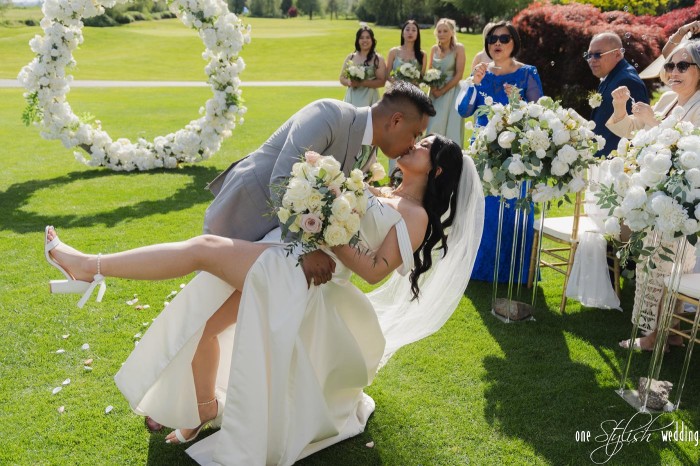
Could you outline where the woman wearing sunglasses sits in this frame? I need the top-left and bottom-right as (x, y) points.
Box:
(456, 21), (543, 285)
(607, 41), (700, 353)
(607, 41), (700, 137)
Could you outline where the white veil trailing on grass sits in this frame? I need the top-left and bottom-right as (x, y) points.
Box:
(368, 154), (485, 366)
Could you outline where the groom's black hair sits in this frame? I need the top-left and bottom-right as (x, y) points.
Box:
(381, 81), (436, 118)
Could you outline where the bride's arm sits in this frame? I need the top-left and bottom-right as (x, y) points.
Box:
(331, 207), (427, 284)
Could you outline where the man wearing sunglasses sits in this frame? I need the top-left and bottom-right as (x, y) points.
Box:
(586, 32), (648, 157)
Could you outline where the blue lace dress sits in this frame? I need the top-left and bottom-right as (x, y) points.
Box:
(457, 65), (543, 283)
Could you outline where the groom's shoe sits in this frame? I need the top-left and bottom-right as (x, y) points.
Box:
(44, 225), (107, 308)
(165, 397), (224, 445)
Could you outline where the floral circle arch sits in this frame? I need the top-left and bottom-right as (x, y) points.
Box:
(18, 0), (249, 171)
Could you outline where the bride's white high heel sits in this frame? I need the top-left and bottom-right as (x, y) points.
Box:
(44, 225), (107, 308)
(165, 397), (224, 445)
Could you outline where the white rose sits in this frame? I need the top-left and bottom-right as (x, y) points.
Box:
(650, 193), (673, 215)
(485, 96), (494, 105)
(640, 168), (665, 187)
(368, 162), (386, 182)
(677, 135), (700, 153)
(532, 184), (554, 203)
(536, 149), (547, 159)
(526, 103), (543, 118)
(508, 155), (526, 175)
(331, 196), (352, 221)
(501, 184), (521, 199)
(695, 203), (700, 221)
(680, 151), (700, 169)
(550, 158), (569, 177)
(621, 185), (647, 211)
(498, 130), (517, 149)
(306, 190), (324, 211)
(507, 110), (524, 124)
(609, 157), (625, 176)
(484, 123), (498, 142)
(686, 168), (700, 188)
(482, 166), (494, 182)
(604, 217), (621, 237)
(682, 218), (699, 236)
(552, 129), (570, 146)
(324, 223), (350, 246)
(344, 213), (361, 235)
(277, 208), (292, 225)
(657, 128), (681, 146)
(557, 144), (578, 164)
(645, 150), (672, 174)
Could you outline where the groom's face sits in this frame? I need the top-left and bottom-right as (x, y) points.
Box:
(380, 110), (429, 159)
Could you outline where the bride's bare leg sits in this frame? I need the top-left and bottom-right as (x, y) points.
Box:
(165, 291), (241, 444)
(46, 227), (270, 291)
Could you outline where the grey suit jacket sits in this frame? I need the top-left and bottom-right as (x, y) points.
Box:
(203, 99), (370, 240)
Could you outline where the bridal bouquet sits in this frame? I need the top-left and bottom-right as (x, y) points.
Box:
(422, 68), (446, 88)
(391, 62), (421, 85)
(344, 61), (366, 82)
(467, 92), (605, 209)
(276, 151), (368, 260)
(595, 108), (700, 265)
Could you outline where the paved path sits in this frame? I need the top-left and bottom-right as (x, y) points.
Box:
(0, 79), (341, 88)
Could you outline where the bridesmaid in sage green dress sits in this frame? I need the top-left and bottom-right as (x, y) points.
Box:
(340, 26), (387, 108)
(426, 18), (466, 148)
(386, 19), (427, 173)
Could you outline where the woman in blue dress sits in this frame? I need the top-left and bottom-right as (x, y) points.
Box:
(457, 21), (543, 284)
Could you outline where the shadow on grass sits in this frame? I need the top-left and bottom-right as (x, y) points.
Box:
(140, 423), (382, 465)
(469, 280), (699, 465)
(0, 166), (220, 233)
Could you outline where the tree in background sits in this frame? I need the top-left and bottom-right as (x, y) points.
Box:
(297, 0), (319, 19)
(280, 0), (293, 16)
(0, 0), (9, 20)
(449, 0), (531, 24)
(327, 0), (339, 19)
(229, 0), (247, 14)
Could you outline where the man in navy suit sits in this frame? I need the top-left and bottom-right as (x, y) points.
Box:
(587, 32), (648, 157)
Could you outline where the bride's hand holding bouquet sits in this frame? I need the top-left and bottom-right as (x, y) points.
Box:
(275, 151), (368, 261)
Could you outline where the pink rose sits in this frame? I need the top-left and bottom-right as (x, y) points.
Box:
(300, 213), (323, 233)
(329, 185), (342, 197)
(305, 151), (321, 165)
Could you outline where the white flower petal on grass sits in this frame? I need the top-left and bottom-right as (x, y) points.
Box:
(126, 298), (138, 306)
(143, 305), (150, 309)
(57, 406), (65, 414)
(84, 358), (93, 365)
(62, 334), (70, 339)
(164, 301), (170, 306)
(167, 291), (177, 299)
(52, 386), (62, 395)
(62, 378), (71, 386)
(134, 333), (142, 339)
(366, 441), (375, 448)
(56, 349), (66, 354)
(81, 343), (90, 350)
(105, 405), (113, 414)
(180, 284), (186, 289)
(84, 366), (93, 372)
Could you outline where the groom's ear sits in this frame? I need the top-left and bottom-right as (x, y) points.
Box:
(388, 111), (403, 128)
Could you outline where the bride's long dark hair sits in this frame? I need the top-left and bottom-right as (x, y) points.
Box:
(410, 135), (462, 300)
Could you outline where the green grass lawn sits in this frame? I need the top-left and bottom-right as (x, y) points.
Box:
(1, 16), (699, 466)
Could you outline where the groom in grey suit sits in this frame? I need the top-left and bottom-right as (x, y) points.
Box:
(203, 82), (435, 283)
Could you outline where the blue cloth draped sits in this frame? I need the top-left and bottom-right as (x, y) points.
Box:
(458, 65), (543, 283)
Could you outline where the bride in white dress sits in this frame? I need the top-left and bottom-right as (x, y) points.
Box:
(43, 135), (484, 466)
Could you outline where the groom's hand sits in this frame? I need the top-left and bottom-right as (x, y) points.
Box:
(300, 250), (336, 287)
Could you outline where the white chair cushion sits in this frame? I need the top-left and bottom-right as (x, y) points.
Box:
(664, 273), (700, 299)
(534, 216), (600, 242)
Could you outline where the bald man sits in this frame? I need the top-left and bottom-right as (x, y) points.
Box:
(586, 32), (648, 156)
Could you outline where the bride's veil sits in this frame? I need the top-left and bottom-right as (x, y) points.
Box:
(368, 153), (485, 367)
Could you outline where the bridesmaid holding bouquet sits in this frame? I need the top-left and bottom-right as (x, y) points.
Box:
(425, 18), (465, 147)
(340, 26), (387, 108)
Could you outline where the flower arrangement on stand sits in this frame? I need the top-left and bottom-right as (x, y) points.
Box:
(276, 151), (368, 261)
(595, 108), (700, 412)
(467, 91), (604, 319)
(18, 0), (250, 171)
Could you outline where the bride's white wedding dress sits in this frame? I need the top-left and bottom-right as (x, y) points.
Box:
(114, 157), (484, 466)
